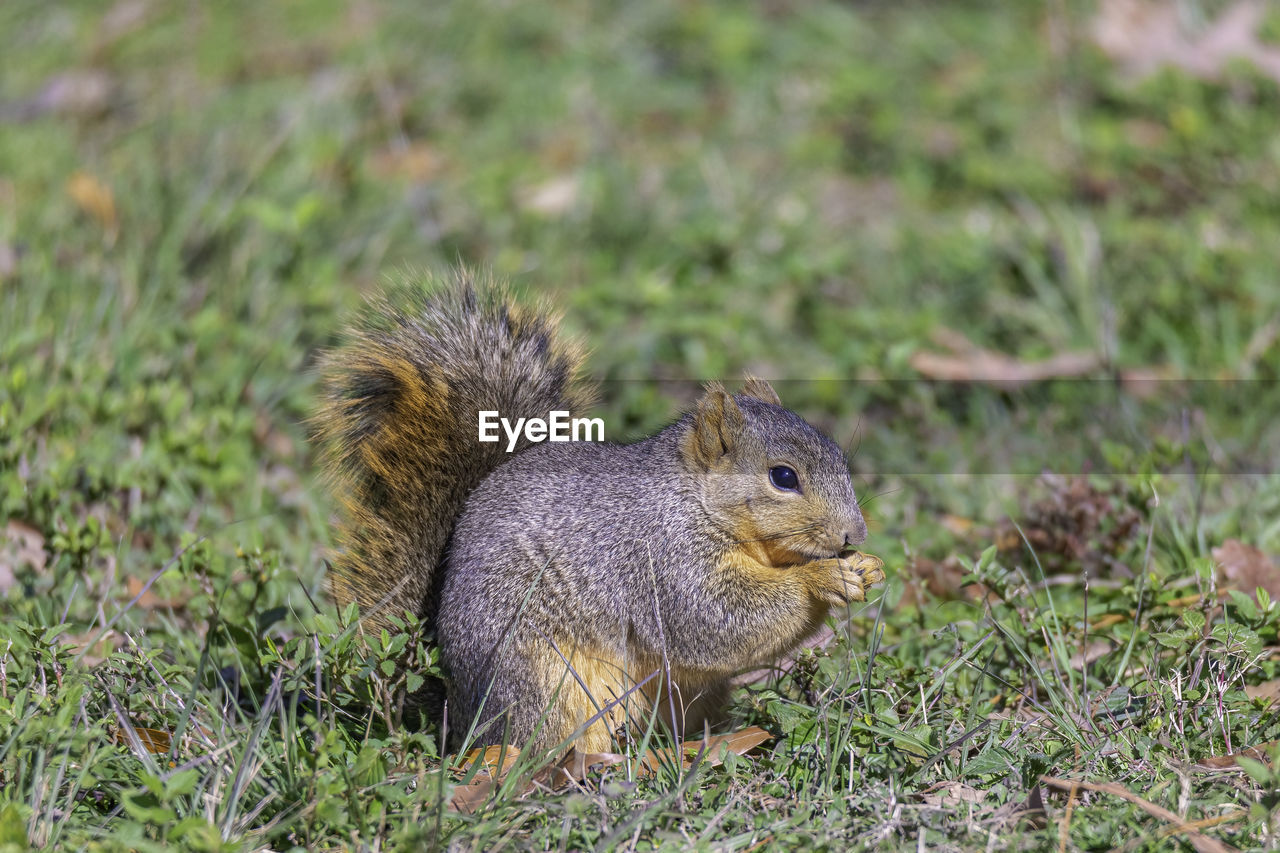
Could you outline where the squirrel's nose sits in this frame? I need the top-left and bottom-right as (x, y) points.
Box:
(842, 516), (868, 548)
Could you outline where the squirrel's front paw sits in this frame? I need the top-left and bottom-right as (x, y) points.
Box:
(811, 551), (886, 606)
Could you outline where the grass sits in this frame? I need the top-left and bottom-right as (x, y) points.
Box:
(2, 0), (1280, 849)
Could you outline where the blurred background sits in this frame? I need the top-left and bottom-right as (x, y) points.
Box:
(3, 0), (1280, 616)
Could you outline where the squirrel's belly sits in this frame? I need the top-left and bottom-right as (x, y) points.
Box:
(557, 642), (657, 752)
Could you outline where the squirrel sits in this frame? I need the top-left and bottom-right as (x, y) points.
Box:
(315, 269), (885, 756)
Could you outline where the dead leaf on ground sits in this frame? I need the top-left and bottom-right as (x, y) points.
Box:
(0, 520), (46, 596)
(109, 718), (216, 757)
(67, 172), (118, 234)
(1213, 539), (1280, 601)
(1093, 0), (1280, 85)
(450, 726), (773, 813)
(918, 780), (988, 807)
(1243, 679), (1280, 705)
(111, 723), (172, 754)
(1068, 640), (1115, 670)
(1195, 741), (1278, 771)
(125, 575), (191, 611)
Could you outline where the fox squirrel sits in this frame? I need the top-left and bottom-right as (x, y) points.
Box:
(315, 270), (885, 755)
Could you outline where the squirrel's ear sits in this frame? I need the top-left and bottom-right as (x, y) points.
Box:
(682, 382), (746, 470)
(740, 375), (781, 406)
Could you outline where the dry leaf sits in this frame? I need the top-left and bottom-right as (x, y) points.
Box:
(918, 780), (987, 807)
(1213, 539), (1280, 601)
(1, 520), (46, 596)
(1195, 741), (1278, 770)
(448, 779), (499, 814)
(457, 743), (524, 779)
(111, 724), (172, 754)
(1093, 0), (1280, 85)
(1243, 679), (1280, 704)
(1068, 640), (1115, 670)
(67, 172), (118, 233)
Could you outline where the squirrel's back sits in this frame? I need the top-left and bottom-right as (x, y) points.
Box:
(314, 271), (594, 638)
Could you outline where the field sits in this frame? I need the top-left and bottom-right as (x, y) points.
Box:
(3, 0), (1280, 849)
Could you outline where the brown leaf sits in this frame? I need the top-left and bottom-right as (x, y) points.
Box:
(1195, 741), (1278, 770)
(1093, 0), (1280, 85)
(1068, 640), (1115, 670)
(918, 780), (987, 807)
(1213, 539), (1280, 601)
(457, 743), (523, 779)
(67, 172), (118, 233)
(448, 776), (501, 814)
(1243, 679), (1280, 704)
(0, 520), (46, 596)
(111, 724), (172, 754)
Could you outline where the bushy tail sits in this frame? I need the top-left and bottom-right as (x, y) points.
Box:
(315, 270), (594, 638)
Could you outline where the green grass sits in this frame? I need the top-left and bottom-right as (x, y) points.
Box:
(3, 0), (1280, 849)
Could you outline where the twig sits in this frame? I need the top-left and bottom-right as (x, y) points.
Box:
(1041, 776), (1238, 853)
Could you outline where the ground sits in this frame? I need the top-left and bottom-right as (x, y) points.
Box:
(1, 0), (1279, 850)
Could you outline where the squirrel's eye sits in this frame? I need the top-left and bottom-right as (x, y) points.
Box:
(769, 465), (800, 492)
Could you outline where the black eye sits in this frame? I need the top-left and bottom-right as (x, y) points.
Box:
(769, 465), (800, 492)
